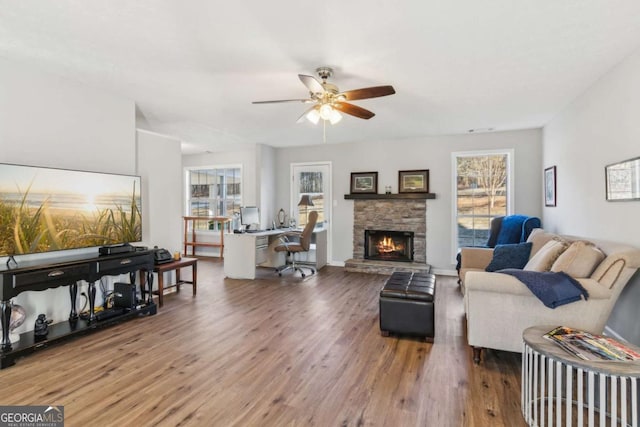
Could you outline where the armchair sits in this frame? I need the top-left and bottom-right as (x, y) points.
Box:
(274, 211), (318, 278)
(457, 214), (541, 283)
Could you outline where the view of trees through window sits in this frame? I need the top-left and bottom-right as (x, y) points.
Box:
(187, 167), (241, 230)
(456, 152), (509, 249)
(297, 171), (324, 226)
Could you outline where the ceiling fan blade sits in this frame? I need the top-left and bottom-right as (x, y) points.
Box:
(339, 85), (396, 101)
(299, 74), (325, 94)
(252, 99), (313, 104)
(296, 105), (319, 123)
(333, 102), (375, 120)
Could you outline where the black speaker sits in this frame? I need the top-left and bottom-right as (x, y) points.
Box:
(113, 282), (136, 309)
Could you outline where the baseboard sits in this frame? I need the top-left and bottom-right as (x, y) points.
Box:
(328, 261), (345, 267)
(432, 269), (457, 277)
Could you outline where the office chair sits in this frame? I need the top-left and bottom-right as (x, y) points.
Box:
(274, 211), (318, 278)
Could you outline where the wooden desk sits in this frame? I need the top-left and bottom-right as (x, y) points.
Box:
(143, 258), (198, 308)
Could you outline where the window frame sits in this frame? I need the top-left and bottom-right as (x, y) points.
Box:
(184, 164), (242, 231)
(451, 149), (514, 261)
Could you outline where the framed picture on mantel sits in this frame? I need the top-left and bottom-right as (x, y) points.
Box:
(399, 169), (429, 193)
(350, 172), (378, 194)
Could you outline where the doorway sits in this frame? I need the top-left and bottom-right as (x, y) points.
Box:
(291, 162), (332, 263)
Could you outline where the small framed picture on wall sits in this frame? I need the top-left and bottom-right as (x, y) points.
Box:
(544, 166), (556, 207)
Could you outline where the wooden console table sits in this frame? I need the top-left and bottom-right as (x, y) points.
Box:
(0, 250), (156, 369)
(140, 257), (197, 308)
(183, 216), (231, 257)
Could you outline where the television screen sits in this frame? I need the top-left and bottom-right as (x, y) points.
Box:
(0, 163), (142, 257)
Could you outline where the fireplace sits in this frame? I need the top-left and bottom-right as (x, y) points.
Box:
(364, 230), (414, 262)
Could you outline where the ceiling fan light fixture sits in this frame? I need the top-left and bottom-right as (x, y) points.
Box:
(329, 109), (342, 125)
(319, 103), (334, 120)
(306, 108), (320, 124)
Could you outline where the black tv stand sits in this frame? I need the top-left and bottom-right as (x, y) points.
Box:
(0, 250), (156, 369)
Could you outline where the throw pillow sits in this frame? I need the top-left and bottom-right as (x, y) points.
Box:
(527, 229), (557, 258)
(551, 241), (605, 278)
(524, 239), (569, 272)
(485, 242), (533, 272)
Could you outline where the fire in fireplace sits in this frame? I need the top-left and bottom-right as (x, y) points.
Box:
(364, 230), (414, 262)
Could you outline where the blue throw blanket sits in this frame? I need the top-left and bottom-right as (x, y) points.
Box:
(499, 269), (589, 309)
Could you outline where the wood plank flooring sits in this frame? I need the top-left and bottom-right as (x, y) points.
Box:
(0, 259), (525, 426)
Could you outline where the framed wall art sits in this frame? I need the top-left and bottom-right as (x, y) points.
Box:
(544, 166), (556, 207)
(398, 169), (429, 193)
(350, 172), (378, 194)
(605, 156), (640, 201)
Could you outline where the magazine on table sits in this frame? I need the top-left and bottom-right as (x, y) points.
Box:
(543, 326), (640, 362)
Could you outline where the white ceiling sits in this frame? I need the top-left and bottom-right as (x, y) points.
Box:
(2, 1), (640, 154)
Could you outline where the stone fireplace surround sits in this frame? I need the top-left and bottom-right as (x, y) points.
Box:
(345, 197), (430, 274)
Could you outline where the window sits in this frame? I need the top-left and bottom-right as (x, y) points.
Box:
(185, 166), (241, 230)
(291, 163), (331, 227)
(453, 150), (513, 252)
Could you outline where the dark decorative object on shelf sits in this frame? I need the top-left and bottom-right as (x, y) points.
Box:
(34, 314), (52, 337)
(399, 169), (429, 193)
(350, 172), (378, 194)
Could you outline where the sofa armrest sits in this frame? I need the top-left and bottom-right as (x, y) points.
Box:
(460, 247), (494, 270)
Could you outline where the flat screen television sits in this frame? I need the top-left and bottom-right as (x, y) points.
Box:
(0, 163), (142, 257)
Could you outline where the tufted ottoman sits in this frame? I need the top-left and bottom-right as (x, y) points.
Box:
(379, 271), (436, 342)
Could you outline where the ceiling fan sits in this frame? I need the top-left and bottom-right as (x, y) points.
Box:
(252, 67), (395, 125)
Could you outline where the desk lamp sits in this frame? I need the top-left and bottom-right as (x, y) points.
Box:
(297, 195), (314, 226)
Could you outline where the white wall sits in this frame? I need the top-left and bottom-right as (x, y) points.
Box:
(0, 58), (137, 333)
(0, 58), (135, 174)
(543, 46), (640, 343)
(182, 146), (258, 208)
(182, 143), (279, 227)
(0, 59), (180, 336)
(136, 130), (183, 252)
(274, 129), (542, 272)
(257, 144), (277, 228)
(543, 49), (640, 243)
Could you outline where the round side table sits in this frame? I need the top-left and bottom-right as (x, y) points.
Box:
(522, 326), (640, 426)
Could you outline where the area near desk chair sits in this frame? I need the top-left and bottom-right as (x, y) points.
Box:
(274, 211), (318, 277)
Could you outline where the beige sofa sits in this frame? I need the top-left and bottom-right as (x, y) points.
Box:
(460, 229), (640, 362)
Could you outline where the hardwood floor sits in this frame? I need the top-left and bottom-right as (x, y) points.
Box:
(0, 259), (525, 426)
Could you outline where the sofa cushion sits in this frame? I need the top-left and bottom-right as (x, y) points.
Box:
(524, 239), (569, 272)
(591, 257), (626, 289)
(527, 229), (558, 258)
(551, 241), (605, 278)
(485, 242), (532, 272)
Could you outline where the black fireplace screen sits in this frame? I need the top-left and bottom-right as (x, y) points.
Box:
(364, 230), (414, 262)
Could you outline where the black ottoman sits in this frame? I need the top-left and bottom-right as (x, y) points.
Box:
(379, 272), (436, 342)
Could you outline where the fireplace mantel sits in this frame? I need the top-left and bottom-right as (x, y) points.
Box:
(344, 193), (435, 200)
